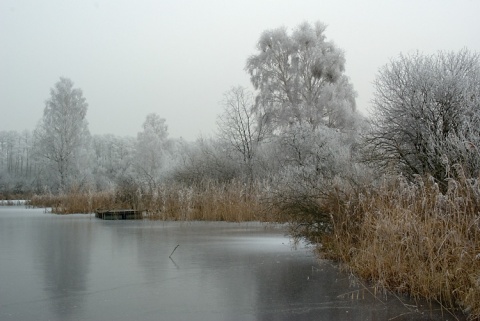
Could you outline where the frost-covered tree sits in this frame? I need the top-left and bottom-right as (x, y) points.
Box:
(0, 130), (42, 195)
(34, 77), (90, 191)
(246, 21), (358, 132)
(135, 113), (169, 191)
(217, 86), (268, 184)
(245, 21), (367, 239)
(366, 49), (480, 183)
(264, 124), (368, 242)
(170, 137), (240, 185)
(91, 134), (135, 190)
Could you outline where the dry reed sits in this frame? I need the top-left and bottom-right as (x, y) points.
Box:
(29, 179), (270, 222)
(29, 190), (116, 214)
(143, 180), (267, 222)
(323, 169), (480, 319)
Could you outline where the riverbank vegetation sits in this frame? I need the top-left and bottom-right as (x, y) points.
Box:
(29, 179), (267, 222)
(2, 21), (480, 319)
(322, 172), (480, 318)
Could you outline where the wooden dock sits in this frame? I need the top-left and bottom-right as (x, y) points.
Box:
(95, 209), (143, 220)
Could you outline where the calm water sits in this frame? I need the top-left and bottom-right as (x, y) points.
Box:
(0, 206), (466, 321)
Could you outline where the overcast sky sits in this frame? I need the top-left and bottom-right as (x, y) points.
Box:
(1, 0), (480, 140)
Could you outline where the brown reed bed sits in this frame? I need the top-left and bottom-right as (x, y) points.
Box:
(143, 180), (270, 222)
(322, 169), (480, 319)
(29, 190), (116, 214)
(28, 179), (271, 222)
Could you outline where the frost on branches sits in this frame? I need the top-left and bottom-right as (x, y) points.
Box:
(367, 49), (480, 187)
(246, 21), (359, 133)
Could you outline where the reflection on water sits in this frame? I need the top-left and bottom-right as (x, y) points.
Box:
(0, 207), (467, 321)
(33, 216), (94, 320)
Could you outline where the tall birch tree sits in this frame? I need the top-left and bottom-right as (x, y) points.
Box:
(34, 77), (90, 191)
(246, 21), (358, 132)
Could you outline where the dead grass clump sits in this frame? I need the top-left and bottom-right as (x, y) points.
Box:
(324, 169), (480, 318)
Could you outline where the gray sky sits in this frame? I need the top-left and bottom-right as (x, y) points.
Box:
(1, 0), (480, 141)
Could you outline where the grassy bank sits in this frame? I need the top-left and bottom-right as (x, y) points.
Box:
(322, 173), (480, 319)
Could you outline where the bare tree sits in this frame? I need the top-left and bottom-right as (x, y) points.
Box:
(217, 86), (268, 184)
(366, 49), (480, 184)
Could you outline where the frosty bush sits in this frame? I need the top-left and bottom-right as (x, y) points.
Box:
(366, 49), (480, 186)
(169, 137), (241, 185)
(264, 125), (367, 243)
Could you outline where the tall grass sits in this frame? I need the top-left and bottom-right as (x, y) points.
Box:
(322, 168), (480, 319)
(29, 179), (270, 222)
(29, 190), (116, 214)
(142, 180), (267, 222)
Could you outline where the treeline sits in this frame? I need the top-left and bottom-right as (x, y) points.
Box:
(0, 130), (38, 196)
(3, 21), (480, 317)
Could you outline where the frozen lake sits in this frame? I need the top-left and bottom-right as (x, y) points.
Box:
(0, 206), (465, 320)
